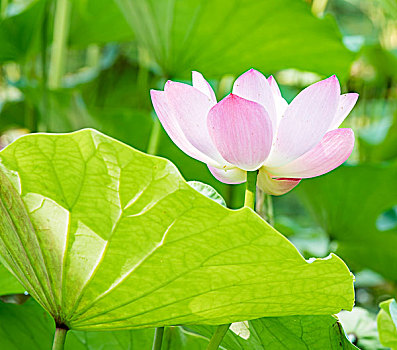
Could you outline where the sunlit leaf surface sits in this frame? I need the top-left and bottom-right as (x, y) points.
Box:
(0, 129), (353, 330)
(377, 299), (397, 349)
(0, 298), (357, 350)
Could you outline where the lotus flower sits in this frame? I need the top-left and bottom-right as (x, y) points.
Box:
(150, 69), (357, 195)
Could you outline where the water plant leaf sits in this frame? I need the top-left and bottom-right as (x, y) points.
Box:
(116, 0), (354, 78)
(0, 298), (358, 349)
(188, 314), (358, 350)
(69, 0), (134, 47)
(0, 129), (354, 330)
(377, 299), (397, 349)
(0, 298), (208, 349)
(0, 299), (54, 349)
(0, 263), (25, 296)
(0, 298), (154, 349)
(297, 164), (397, 281)
(0, 0), (46, 63)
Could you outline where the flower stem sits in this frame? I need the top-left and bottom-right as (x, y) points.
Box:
(255, 188), (274, 226)
(152, 326), (165, 350)
(147, 115), (164, 350)
(38, 0), (51, 132)
(264, 193), (274, 226)
(244, 171), (258, 209)
(148, 118), (163, 349)
(52, 327), (68, 350)
(147, 117), (161, 155)
(146, 117), (164, 350)
(206, 171), (258, 350)
(206, 323), (231, 350)
(48, 0), (71, 90)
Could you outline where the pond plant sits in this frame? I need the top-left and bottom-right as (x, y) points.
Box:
(0, 68), (357, 350)
(0, 0), (396, 349)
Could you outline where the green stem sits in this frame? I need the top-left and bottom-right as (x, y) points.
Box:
(48, 0), (71, 89)
(147, 117), (161, 155)
(206, 171), (258, 350)
(206, 323), (230, 350)
(244, 171), (258, 209)
(52, 327), (68, 350)
(264, 193), (274, 226)
(38, 0), (51, 132)
(152, 326), (165, 350)
(225, 184), (234, 208)
(148, 73), (165, 350)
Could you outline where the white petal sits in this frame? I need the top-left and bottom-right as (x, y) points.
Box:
(232, 69), (278, 132)
(151, 90), (218, 166)
(165, 81), (227, 166)
(328, 93), (359, 131)
(267, 75), (288, 130)
(192, 71), (217, 103)
(267, 128), (355, 178)
(208, 166), (247, 184)
(267, 75), (281, 97)
(208, 94), (273, 171)
(266, 75), (341, 167)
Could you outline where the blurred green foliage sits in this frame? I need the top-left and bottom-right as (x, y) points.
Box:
(0, 0), (396, 348)
(297, 163), (397, 281)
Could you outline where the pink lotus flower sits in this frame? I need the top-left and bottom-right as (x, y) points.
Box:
(151, 69), (357, 195)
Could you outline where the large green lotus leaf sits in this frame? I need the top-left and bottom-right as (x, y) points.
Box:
(0, 299), (54, 349)
(377, 299), (397, 349)
(297, 164), (397, 281)
(157, 129), (245, 209)
(115, 0), (354, 78)
(187, 314), (357, 350)
(0, 298), (132, 349)
(0, 129), (353, 330)
(0, 298), (191, 350)
(0, 297), (357, 350)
